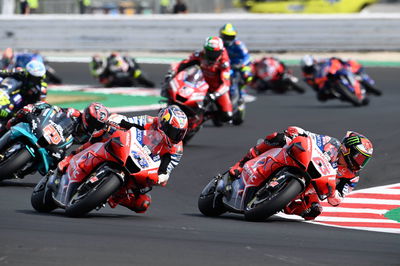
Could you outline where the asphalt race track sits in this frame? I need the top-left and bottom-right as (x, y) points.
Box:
(0, 62), (399, 265)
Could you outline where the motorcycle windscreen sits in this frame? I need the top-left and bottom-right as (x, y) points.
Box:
(129, 128), (163, 171)
(183, 66), (207, 88)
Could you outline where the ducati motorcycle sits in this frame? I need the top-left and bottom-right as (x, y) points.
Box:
(162, 65), (245, 144)
(0, 106), (75, 181)
(31, 126), (163, 217)
(251, 57), (306, 94)
(198, 135), (337, 221)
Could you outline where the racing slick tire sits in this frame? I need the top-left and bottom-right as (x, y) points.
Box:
(65, 173), (122, 217)
(361, 81), (382, 96)
(0, 143), (33, 181)
(335, 83), (363, 107)
(31, 175), (57, 213)
(244, 178), (303, 222)
(198, 179), (227, 217)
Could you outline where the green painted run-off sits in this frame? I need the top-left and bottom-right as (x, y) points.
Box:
(385, 208), (400, 223)
(48, 90), (161, 110)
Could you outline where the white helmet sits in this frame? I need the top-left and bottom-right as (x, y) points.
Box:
(300, 55), (315, 74)
(26, 60), (46, 77)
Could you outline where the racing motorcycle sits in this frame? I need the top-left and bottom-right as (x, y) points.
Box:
(12, 53), (62, 84)
(322, 68), (369, 106)
(161, 65), (245, 144)
(251, 57), (306, 94)
(198, 134), (337, 221)
(0, 78), (25, 135)
(344, 59), (382, 96)
(31, 125), (162, 217)
(0, 105), (75, 181)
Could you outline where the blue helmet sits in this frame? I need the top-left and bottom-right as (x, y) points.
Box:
(26, 60), (46, 78)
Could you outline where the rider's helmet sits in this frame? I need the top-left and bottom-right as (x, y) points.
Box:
(1, 48), (14, 68)
(340, 131), (373, 171)
(91, 54), (103, 70)
(203, 36), (224, 63)
(107, 52), (126, 72)
(300, 55), (316, 75)
(219, 23), (237, 47)
(26, 60), (46, 83)
(157, 105), (188, 146)
(81, 102), (110, 134)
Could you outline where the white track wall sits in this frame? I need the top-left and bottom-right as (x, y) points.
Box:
(1, 14), (400, 52)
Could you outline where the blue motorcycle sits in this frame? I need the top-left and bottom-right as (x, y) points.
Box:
(0, 106), (75, 181)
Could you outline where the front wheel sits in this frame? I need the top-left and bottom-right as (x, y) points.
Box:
(198, 179), (227, 217)
(65, 173), (122, 217)
(286, 78), (306, 94)
(361, 81), (382, 96)
(334, 83), (363, 107)
(244, 178), (303, 222)
(0, 143), (34, 181)
(31, 174), (57, 213)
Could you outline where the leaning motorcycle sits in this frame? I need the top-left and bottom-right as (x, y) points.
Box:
(0, 106), (75, 181)
(161, 65), (245, 144)
(0, 78), (26, 135)
(325, 68), (369, 106)
(31, 125), (163, 217)
(251, 57), (306, 94)
(198, 135), (337, 221)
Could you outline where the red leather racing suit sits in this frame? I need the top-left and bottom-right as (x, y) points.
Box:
(59, 114), (184, 213)
(175, 49), (233, 115)
(230, 126), (360, 220)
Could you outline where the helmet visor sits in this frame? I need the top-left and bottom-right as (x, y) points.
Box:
(161, 122), (186, 144)
(351, 152), (371, 170)
(205, 50), (222, 62)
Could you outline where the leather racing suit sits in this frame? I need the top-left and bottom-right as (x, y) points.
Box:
(230, 126), (360, 220)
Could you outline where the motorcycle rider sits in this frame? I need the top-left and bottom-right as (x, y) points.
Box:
(0, 48), (14, 70)
(300, 55), (371, 102)
(56, 104), (188, 213)
(0, 60), (47, 105)
(90, 52), (155, 88)
(168, 36), (233, 122)
(219, 23), (253, 96)
(229, 126), (373, 220)
(4, 102), (107, 178)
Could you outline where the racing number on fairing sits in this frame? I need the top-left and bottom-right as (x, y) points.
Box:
(312, 156), (329, 175)
(43, 124), (62, 145)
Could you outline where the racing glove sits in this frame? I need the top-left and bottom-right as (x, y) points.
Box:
(157, 173), (169, 186)
(57, 153), (74, 173)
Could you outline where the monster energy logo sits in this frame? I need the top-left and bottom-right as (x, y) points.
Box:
(0, 109), (9, 118)
(346, 136), (361, 146)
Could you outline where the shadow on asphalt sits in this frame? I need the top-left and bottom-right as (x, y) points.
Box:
(183, 212), (301, 223)
(17, 209), (143, 219)
(0, 181), (37, 188)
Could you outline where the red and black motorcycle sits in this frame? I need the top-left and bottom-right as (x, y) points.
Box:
(162, 65), (245, 144)
(198, 134), (337, 221)
(31, 125), (164, 217)
(251, 57), (306, 94)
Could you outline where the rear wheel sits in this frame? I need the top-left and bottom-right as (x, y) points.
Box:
(0, 143), (33, 181)
(65, 173), (122, 217)
(244, 178), (303, 222)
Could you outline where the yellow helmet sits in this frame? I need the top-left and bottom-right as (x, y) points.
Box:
(219, 23), (237, 46)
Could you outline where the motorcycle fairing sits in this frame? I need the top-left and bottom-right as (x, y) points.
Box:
(9, 122), (53, 174)
(223, 136), (337, 211)
(53, 127), (162, 207)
